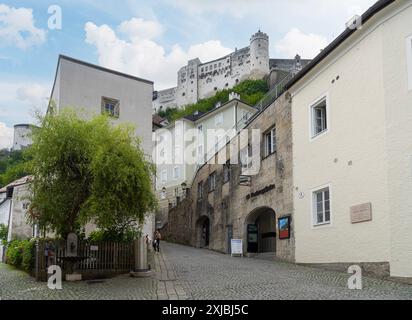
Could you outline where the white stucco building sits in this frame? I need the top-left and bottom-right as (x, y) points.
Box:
(154, 93), (258, 227)
(287, 0), (412, 278)
(48, 55), (156, 237)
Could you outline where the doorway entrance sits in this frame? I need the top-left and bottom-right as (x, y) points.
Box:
(196, 216), (210, 248)
(245, 207), (276, 254)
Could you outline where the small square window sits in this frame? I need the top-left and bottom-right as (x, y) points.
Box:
(223, 160), (231, 184)
(311, 97), (328, 137)
(215, 113), (224, 126)
(102, 97), (120, 118)
(312, 186), (331, 226)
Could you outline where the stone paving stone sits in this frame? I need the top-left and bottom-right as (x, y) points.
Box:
(161, 242), (412, 300)
(2, 242), (411, 300)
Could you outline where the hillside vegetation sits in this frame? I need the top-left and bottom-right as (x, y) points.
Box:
(0, 149), (30, 188)
(158, 79), (268, 122)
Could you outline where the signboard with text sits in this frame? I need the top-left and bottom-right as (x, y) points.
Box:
(231, 239), (243, 257)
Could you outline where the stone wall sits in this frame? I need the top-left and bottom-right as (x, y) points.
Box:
(166, 92), (295, 261)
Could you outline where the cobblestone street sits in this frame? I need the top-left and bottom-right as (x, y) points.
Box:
(162, 242), (412, 300)
(1, 242), (412, 300)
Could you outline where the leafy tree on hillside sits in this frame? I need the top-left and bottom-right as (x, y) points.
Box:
(27, 110), (157, 239)
(0, 150), (31, 188)
(158, 79), (269, 122)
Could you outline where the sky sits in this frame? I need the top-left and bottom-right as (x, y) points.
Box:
(0, 0), (378, 149)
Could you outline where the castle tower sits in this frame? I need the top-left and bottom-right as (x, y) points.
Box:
(249, 30), (270, 79)
(12, 124), (33, 151)
(176, 58), (201, 107)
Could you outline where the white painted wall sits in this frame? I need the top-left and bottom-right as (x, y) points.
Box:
(55, 57), (154, 156)
(380, 2), (412, 277)
(291, 7), (389, 265)
(291, 0), (412, 277)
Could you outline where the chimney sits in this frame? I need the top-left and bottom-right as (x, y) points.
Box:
(229, 92), (240, 101)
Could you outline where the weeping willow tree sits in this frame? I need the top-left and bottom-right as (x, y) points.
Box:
(27, 110), (157, 239)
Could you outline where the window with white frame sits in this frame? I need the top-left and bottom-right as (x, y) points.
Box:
(407, 35), (412, 90)
(264, 126), (276, 157)
(197, 144), (204, 164)
(160, 190), (167, 200)
(311, 97), (328, 137)
(215, 113), (224, 126)
(240, 144), (253, 173)
(102, 97), (120, 118)
(174, 166), (180, 179)
(312, 186), (331, 226)
(198, 124), (203, 133)
(161, 170), (167, 183)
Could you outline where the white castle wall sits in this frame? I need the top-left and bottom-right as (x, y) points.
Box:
(153, 31), (270, 113)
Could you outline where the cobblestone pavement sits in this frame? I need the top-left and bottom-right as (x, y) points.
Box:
(2, 242), (412, 300)
(161, 242), (412, 300)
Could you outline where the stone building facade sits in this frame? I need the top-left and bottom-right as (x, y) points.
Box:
(163, 92), (294, 261)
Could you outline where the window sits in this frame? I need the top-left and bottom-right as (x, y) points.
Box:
(311, 97), (328, 137)
(198, 125), (203, 133)
(198, 181), (203, 200)
(161, 170), (167, 183)
(101, 97), (120, 118)
(209, 172), (216, 192)
(160, 190), (167, 200)
(264, 127), (276, 157)
(407, 35), (412, 91)
(240, 144), (252, 172)
(174, 166), (180, 180)
(215, 113), (224, 126)
(197, 145), (204, 164)
(312, 186), (331, 226)
(223, 160), (231, 183)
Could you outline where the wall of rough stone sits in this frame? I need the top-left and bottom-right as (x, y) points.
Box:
(166, 92), (295, 261)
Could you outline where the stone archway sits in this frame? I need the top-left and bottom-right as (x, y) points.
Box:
(196, 216), (210, 248)
(245, 207), (276, 254)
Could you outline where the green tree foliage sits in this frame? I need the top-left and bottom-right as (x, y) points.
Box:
(5, 239), (35, 272)
(0, 223), (8, 244)
(158, 79), (269, 122)
(0, 149), (31, 187)
(27, 111), (157, 239)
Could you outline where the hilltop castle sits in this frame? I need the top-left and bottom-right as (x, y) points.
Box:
(152, 30), (309, 113)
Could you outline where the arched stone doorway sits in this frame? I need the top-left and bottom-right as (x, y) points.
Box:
(245, 207), (276, 254)
(196, 216), (210, 248)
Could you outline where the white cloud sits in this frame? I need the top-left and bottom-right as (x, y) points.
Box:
(275, 28), (328, 59)
(85, 18), (232, 89)
(0, 122), (13, 150)
(0, 4), (46, 49)
(16, 84), (50, 109)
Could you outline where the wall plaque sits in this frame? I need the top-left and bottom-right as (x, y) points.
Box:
(350, 203), (372, 223)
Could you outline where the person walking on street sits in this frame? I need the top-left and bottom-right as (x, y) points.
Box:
(154, 230), (161, 252)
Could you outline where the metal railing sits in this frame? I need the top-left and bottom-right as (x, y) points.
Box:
(255, 72), (293, 111)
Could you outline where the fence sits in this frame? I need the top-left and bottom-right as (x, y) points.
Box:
(36, 239), (135, 281)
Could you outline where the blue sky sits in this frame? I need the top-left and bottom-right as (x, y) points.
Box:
(0, 0), (377, 149)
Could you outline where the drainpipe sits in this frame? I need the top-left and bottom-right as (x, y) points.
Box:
(6, 187), (14, 243)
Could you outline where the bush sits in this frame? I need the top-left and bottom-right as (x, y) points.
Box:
(6, 240), (24, 267)
(88, 228), (141, 243)
(5, 239), (35, 271)
(157, 79), (269, 122)
(21, 240), (36, 272)
(0, 223), (7, 245)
